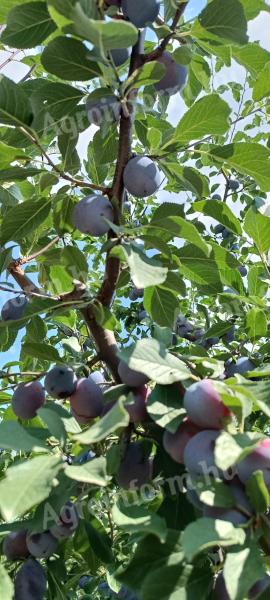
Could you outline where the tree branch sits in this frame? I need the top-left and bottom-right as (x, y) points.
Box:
(144, 1), (189, 62)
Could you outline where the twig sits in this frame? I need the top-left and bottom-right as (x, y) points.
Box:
(144, 1), (189, 62)
(17, 236), (60, 265)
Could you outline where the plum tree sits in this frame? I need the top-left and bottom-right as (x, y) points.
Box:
(228, 179), (240, 191)
(126, 385), (149, 422)
(26, 531), (58, 559)
(183, 430), (220, 477)
(44, 365), (77, 399)
(138, 309), (147, 321)
(12, 381), (45, 420)
(163, 418), (202, 464)
(86, 92), (120, 126)
(89, 370), (106, 386)
(14, 558), (47, 600)
(214, 224), (226, 234)
(129, 287), (143, 301)
(212, 194), (222, 200)
(154, 52), (187, 96)
(238, 265), (247, 276)
(237, 439), (270, 488)
(73, 194), (114, 236)
(117, 442), (152, 490)
(118, 360), (149, 387)
(122, 0), (160, 28)
(183, 379), (231, 429)
(225, 357), (255, 377)
(49, 501), (78, 540)
(3, 530), (29, 560)
(1, 296), (28, 321)
(110, 48), (130, 67)
(70, 377), (103, 422)
(123, 156), (161, 198)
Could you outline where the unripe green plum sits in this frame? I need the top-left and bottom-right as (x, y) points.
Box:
(117, 442), (152, 490)
(183, 379), (231, 429)
(14, 558), (46, 600)
(237, 439), (270, 489)
(155, 52), (187, 96)
(118, 360), (149, 387)
(1, 296), (28, 321)
(26, 531), (58, 559)
(163, 418), (202, 464)
(12, 381), (45, 420)
(123, 156), (161, 198)
(44, 365), (77, 399)
(3, 530), (29, 561)
(226, 357), (255, 377)
(183, 430), (220, 477)
(70, 378), (103, 422)
(122, 0), (160, 28)
(110, 48), (130, 67)
(126, 385), (149, 422)
(73, 194), (114, 236)
(86, 93), (120, 126)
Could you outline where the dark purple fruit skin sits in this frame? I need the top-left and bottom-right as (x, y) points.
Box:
(122, 0), (160, 28)
(183, 379), (231, 430)
(163, 418), (202, 464)
(123, 156), (161, 198)
(183, 430), (220, 477)
(228, 179), (240, 191)
(70, 378), (103, 422)
(237, 439), (270, 489)
(155, 51), (187, 95)
(203, 505), (248, 525)
(249, 575), (270, 599)
(213, 572), (270, 600)
(110, 48), (130, 67)
(14, 558), (47, 600)
(126, 385), (149, 423)
(225, 357), (255, 377)
(79, 575), (92, 589)
(117, 442), (152, 490)
(86, 95), (120, 126)
(118, 360), (149, 387)
(26, 531), (58, 559)
(44, 365), (77, 399)
(3, 530), (29, 561)
(238, 265), (247, 276)
(1, 296), (28, 321)
(73, 194), (114, 236)
(12, 381), (45, 420)
(213, 572), (230, 600)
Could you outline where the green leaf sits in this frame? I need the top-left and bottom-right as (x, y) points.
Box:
(194, 0), (248, 45)
(244, 207), (270, 253)
(0, 566), (13, 600)
(142, 563), (212, 600)
(223, 544), (266, 600)
(41, 36), (102, 81)
(0, 75), (33, 127)
(38, 403), (81, 437)
(84, 519), (113, 564)
(144, 287), (179, 328)
(1, 2), (56, 48)
(0, 0), (40, 20)
(161, 163), (210, 198)
(0, 420), (48, 452)
(58, 132), (80, 174)
(111, 243), (168, 288)
(147, 384), (185, 433)
(66, 456), (109, 486)
(21, 341), (62, 363)
(193, 199), (241, 235)
(246, 470), (270, 513)
(173, 94), (231, 142)
(182, 517), (246, 561)
(112, 503), (167, 541)
(148, 215), (210, 255)
(0, 198), (51, 244)
(61, 246), (88, 282)
(118, 338), (192, 385)
(0, 167), (43, 181)
(74, 399), (129, 444)
(203, 143), (270, 192)
(245, 307), (267, 341)
(72, 4), (138, 50)
(214, 431), (263, 470)
(128, 61), (165, 90)
(175, 244), (223, 294)
(0, 455), (63, 521)
(232, 43), (270, 78)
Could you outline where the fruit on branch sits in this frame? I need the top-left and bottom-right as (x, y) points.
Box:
(228, 179), (240, 191)
(238, 265), (247, 276)
(231, 243), (239, 251)
(126, 385), (149, 422)
(3, 530), (29, 561)
(222, 326), (235, 344)
(73, 195), (114, 236)
(1, 296), (28, 321)
(79, 575), (92, 589)
(138, 309), (148, 321)
(70, 378), (103, 422)
(212, 194), (222, 200)
(12, 381), (45, 420)
(183, 380), (231, 429)
(163, 418), (202, 464)
(154, 52), (187, 96)
(86, 91), (121, 126)
(50, 502), (78, 540)
(225, 357), (255, 377)
(89, 370), (105, 385)
(214, 224), (226, 235)
(183, 430), (220, 477)
(118, 442), (153, 490)
(123, 156), (161, 198)
(222, 228), (230, 239)
(110, 48), (130, 67)
(14, 558), (46, 600)
(26, 531), (58, 559)
(122, 0), (160, 28)
(203, 505), (248, 525)
(118, 360), (149, 387)
(237, 439), (270, 489)
(129, 287), (144, 301)
(44, 365), (77, 399)
(213, 572), (270, 600)
(77, 449), (96, 464)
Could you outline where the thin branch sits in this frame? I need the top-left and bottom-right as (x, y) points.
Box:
(17, 236), (60, 265)
(144, 1), (189, 62)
